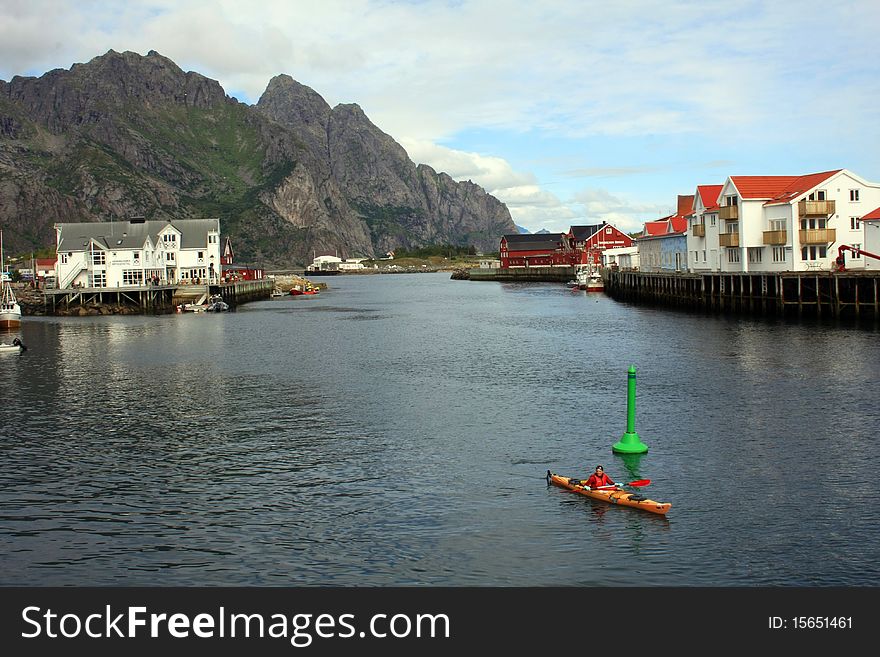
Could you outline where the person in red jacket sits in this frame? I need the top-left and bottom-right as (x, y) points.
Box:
(584, 465), (616, 489)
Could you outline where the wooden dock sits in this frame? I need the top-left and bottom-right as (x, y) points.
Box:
(605, 270), (880, 320)
(468, 266), (575, 282)
(42, 279), (274, 314)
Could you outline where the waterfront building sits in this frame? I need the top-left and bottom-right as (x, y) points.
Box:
(687, 184), (724, 272)
(499, 224), (632, 269)
(499, 233), (570, 267)
(603, 246), (639, 270)
(54, 218), (221, 289)
(566, 223), (634, 266)
(862, 207), (880, 270)
(637, 196), (691, 273)
(686, 169), (880, 274)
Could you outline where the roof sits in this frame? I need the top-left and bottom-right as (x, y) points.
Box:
(643, 220), (670, 236)
(57, 219), (220, 252)
(729, 170), (842, 205)
(568, 224), (604, 240)
(502, 232), (565, 252)
(862, 206), (880, 220)
(697, 184), (723, 211)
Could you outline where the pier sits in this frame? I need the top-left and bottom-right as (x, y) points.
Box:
(468, 266), (575, 282)
(604, 270), (880, 320)
(42, 278), (274, 314)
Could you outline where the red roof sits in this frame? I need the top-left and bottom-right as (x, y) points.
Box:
(643, 220), (669, 236)
(669, 215), (688, 233)
(697, 184), (723, 211)
(862, 206), (880, 220)
(729, 170), (842, 205)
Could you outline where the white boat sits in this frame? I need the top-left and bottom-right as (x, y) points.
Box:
(0, 231), (21, 329)
(0, 337), (26, 353)
(575, 265), (604, 292)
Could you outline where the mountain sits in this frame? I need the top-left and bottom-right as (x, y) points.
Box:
(515, 224), (530, 234)
(0, 50), (516, 265)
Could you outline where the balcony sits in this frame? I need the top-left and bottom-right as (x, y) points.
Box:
(719, 205), (739, 220)
(799, 228), (836, 244)
(798, 199), (836, 217)
(719, 233), (740, 247)
(692, 224), (705, 237)
(763, 230), (787, 245)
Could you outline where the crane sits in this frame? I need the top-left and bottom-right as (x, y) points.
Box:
(834, 244), (880, 272)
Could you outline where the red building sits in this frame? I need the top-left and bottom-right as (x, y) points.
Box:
(499, 233), (571, 267)
(218, 237), (264, 281)
(566, 223), (634, 265)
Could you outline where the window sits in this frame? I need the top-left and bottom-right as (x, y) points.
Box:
(165, 252), (176, 263)
(198, 251), (204, 262)
(163, 233), (178, 244)
(90, 272), (106, 287)
(851, 217), (861, 230)
(725, 195), (737, 206)
(801, 246), (828, 261)
(122, 270), (144, 285)
(709, 215), (716, 227)
(727, 249), (740, 263)
(773, 247), (786, 263)
(748, 248), (763, 263)
(800, 217), (827, 230)
(808, 190), (827, 201)
(770, 219), (786, 232)
(60, 254), (68, 264)
(727, 222), (738, 234)
(702, 250), (706, 262)
(850, 189), (860, 202)
(852, 244), (861, 259)
(91, 250), (105, 265)
(134, 251), (140, 261)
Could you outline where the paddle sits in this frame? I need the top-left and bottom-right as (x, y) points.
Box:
(595, 479), (651, 489)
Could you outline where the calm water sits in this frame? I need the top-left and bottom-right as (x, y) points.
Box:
(1, 273), (878, 586)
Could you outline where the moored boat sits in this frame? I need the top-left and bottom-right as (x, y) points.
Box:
(0, 231), (21, 329)
(547, 471), (671, 515)
(575, 266), (604, 292)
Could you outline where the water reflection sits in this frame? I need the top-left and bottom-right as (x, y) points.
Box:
(1, 275), (879, 586)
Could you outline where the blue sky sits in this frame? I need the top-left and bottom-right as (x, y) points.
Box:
(2, 0), (878, 233)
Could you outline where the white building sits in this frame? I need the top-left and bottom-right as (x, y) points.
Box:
(603, 246), (639, 270)
(686, 170), (880, 273)
(861, 207), (880, 270)
(55, 218), (221, 289)
(307, 255), (367, 272)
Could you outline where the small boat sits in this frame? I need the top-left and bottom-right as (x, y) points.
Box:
(575, 266), (604, 292)
(547, 471), (671, 515)
(0, 337), (26, 353)
(289, 287), (319, 296)
(0, 231), (21, 329)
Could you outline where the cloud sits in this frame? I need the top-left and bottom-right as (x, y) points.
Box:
(571, 188), (671, 234)
(399, 139), (534, 191)
(2, 0), (878, 234)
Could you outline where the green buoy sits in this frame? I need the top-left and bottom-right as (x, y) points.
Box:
(612, 365), (649, 454)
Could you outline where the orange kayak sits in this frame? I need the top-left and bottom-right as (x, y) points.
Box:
(547, 472), (671, 515)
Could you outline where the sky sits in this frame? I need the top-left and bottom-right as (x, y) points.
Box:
(1, 0), (879, 234)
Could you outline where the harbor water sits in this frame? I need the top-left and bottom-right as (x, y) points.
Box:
(1, 272), (878, 586)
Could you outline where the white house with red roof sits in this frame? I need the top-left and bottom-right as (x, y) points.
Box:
(706, 169), (880, 273)
(687, 184), (724, 271)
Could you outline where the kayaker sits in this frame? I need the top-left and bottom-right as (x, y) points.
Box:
(584, 465), (616, 489)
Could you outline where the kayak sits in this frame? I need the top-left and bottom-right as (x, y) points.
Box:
(547, 472), (671, 515)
